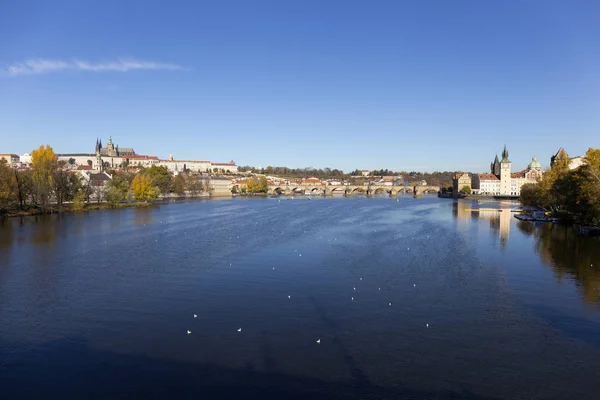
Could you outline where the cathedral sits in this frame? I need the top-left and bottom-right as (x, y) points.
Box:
(472, 145), (543, 196)
(95, 136), (136, 157)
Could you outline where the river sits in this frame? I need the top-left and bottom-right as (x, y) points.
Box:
(1, 197), (599, 399)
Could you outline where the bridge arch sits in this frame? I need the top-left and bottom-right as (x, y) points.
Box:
(330, 187), (347, 195)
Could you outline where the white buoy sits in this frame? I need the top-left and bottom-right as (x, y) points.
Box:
(316, 339), (320, 344)
(193, 314), (197, 318)
(187, 330), (192, 335)
(237, 328), (242, 332)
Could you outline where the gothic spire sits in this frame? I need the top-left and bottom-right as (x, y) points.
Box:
(501, 145), (510, 162)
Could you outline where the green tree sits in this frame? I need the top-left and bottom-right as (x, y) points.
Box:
(460, 185), (471, 194)
(72, 190), (86, 211)
(68, 158), (76, 167)
(145, 165), (172, 195)
(519, 183), (542, 207)
(14, 169), (34, 209)
(52, 169), (71, 206)
(171, 174), (186, 196)
(186, 174), (203, 197)
(0, 159), (18, 212)
(105, 174), (130, 206)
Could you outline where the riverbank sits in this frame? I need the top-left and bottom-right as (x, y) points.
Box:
(1, 201), (156, 218)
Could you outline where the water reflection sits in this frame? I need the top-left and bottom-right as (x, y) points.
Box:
(453, 202), (512, 248)
(516, 222), (600, 307)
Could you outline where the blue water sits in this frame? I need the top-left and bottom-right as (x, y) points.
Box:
(1, 197), (599, 399)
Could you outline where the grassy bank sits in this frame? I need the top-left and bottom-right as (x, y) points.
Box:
(1, 202), (155, 218)
(64, 201), (155, 212)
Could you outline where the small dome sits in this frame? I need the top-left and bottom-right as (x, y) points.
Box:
(528, 156), (541, 169)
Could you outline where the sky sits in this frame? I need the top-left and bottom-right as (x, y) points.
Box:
(1, 0), (599, 173)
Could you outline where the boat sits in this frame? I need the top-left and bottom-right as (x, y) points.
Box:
(514, 214), (559, 223)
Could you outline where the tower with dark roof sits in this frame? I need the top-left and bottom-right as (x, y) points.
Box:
(500, 145), (511, 195)
(501, 144), (510, 163)
(490, 154), (500, 176)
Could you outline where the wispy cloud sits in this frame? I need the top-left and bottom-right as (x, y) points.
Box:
(3, 58), (185, 77)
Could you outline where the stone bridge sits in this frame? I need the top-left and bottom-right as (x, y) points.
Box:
(267, 184), (440, 197)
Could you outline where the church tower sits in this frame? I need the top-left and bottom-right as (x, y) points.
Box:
(490, 154), (500, 176)
(500, 145), (511, 195)
(106, 136), (115, 157)
(95, 140), (103, 172)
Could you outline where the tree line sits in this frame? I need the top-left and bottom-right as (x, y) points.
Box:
(237, 165), (463, 186)
(520, 148), (600, 226)
(0, 145), (209, 214)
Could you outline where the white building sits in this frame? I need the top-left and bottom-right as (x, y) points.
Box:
(20, 153), (32, 164)
(0, 154), (20, 166)
(472, 146), (543, 196)
(54, 137), (237, 173)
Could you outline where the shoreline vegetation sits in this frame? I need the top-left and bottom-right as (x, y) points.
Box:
(1, 144), (221, 219)
(1, 201), (155, 218)
(519, 148), (600, 228)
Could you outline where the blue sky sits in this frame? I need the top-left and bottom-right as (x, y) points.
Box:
(1, 0), (599, 172)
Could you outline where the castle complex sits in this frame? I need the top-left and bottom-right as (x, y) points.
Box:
(54, 136), (237, 173)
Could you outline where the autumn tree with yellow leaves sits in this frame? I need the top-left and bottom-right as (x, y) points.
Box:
(520, 148), (600, 225)
(31, 145), (58, 210)
(131, 173), (160, 202)
(0, 159), (18, 212)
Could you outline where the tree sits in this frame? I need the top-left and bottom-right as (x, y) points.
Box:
(52, 169), (71, 206)
(72, 190), (86, 211)
(520, 147), (600, 226)
(131, 173), (160, 202)
(87, 160), (93, 167)
(246, 176), (268, 193)
(460, 185), (471, 194)
(519, 183), (542, 207)
(31, 145), (58, 210)
(57, 160), (67, 169)
(0, 159), (18, 212)
(171, 174), (186, 196)
(145, 165), (172, 195)
(105, 174), (130, 206)
(14, 169), (34, 209)
(186, 174), (203, 197)
(68, 158), (76, 167)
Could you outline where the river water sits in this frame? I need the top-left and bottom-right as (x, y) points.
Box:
(1, 197), (600, 399)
